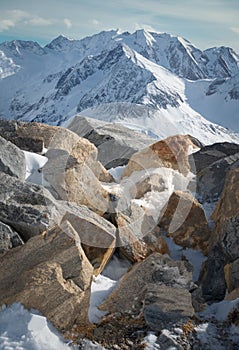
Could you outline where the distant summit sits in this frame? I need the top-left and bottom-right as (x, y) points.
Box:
(0, 29), (238, 142)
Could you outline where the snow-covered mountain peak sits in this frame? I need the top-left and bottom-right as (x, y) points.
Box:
(0, 40), (45, 57)
(0, 28), (239, 142)
(45, 35), (74, 51)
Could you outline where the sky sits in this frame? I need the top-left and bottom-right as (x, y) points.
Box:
(0, 0), (239, 52)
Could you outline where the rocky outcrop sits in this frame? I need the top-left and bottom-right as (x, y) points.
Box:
(61, 207), (116, 275)
(144, 284), (194, 331)
(189, 142), (239, 174)
(0, 171), (117, 274)
(0, 221), (93, 331)
(0, 135), (26, 180)
(123, 134), (199, 178)
(199, 244), (227, 302)
(0, 172), (60, 241)
(99, 253), (194, 331)
(192, 144), (239, 203)
(0, 118), (112, 184)
(67, 115), (154, 169)
(0, 119), (56, 152)
(0, 221), (23, 253)
(160, 191), (211, 253)
(43, 147), (110, 216)
(211, 168), (239, 260)
(200, 169), (239, 302)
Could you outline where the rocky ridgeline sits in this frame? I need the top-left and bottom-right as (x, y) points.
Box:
(0, 116), (239, 349)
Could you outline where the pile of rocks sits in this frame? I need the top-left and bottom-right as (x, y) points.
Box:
(0, 116), (239, 349)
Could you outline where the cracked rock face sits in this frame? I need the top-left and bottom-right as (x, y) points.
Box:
(99, 253), (194, 331)
(0, 135), (26, 180)
(0, 221), (93, 331)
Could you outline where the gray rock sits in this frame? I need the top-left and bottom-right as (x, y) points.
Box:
(67, 115), (154, 169)
(224, 258), (239, 293)
(190, 143), (239, 203)
(0, 119), (44, 153)
(0, 172), (62, 241)
(196, 152), (239, 203)
(0, 221), (24, 253)
(144, 284), (194, 331)
(0, 135), (26, 180)
(199, 244), (227, 302)
(100, 253), (194, 330)
(189, 142), (239, 174)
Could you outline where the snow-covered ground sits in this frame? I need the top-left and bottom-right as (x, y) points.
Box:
(0, 304), (73, 350)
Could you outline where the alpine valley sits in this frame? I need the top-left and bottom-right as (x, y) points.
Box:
(0, 29), (239, 144)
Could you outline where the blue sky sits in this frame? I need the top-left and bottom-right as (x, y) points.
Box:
(0, 0), (239, 52)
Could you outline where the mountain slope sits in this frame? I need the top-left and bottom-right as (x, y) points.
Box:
(0, 29), (239, 144)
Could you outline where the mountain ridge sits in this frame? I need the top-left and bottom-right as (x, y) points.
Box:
(0, 29), (239, 144)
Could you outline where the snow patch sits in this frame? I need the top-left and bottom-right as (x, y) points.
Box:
(24, 150), (48, 185)
(0, 303), (73, 350)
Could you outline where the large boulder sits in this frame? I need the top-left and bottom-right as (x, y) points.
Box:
(211, 168), (239, 261)
(0, 172), (117, 274)
(0, 118), (112, 184)
(189, 142), (239, 174)
(200, 169), (239, 302)
(43, 147), (110, 216)
(122, 134), (199, 178)
(67, 115), (154, 169)
(193, 147), (239, 203)
(0, 221), (23, 254)
(144, 284), (194, 331)
(0, 172), (60, 241)
(0, 119), (57, 152)
(99, 253), (194, 331)
(160, 191), (211, 254)
(0, 221), (93, 331)
(0, 135), (26, 180)
(61, 207), (116, 275)
(199, 244), (227, 303)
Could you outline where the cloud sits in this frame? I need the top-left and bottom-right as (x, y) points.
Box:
(92, 19), (100, 26)
(0, 9), (29, 32)
(64, 18), (72, 29)
(230, 27), (239, 34)
(0, 9), (55, 32)
(0, 19), (15, 32)
(134, 23), (158, 32)
(27, 17), (55, 26)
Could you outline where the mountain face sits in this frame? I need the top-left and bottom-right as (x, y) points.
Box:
(0, 29), (239, 144)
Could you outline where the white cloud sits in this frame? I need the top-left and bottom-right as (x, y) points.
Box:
(92, 19), (100, 26)
(230, 27), (239, 35)
(64, 18), (72, 29)
(134, 23), (158, 33)
(0, 9), (55, 32)
(0, 19), (15, 32)
(27, 17), (55, 26)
